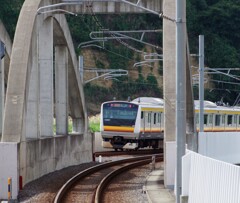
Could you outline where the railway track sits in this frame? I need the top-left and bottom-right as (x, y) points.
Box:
(53, 154), (163, 203)
(93, 148), (163, 159)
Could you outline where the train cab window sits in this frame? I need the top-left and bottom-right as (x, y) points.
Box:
(204, 115), (208, 125)
(141, 112), (144, 119)
(227, 115), (233, 125)
(215, 115), (221, 126)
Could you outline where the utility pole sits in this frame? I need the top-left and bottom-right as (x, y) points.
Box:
(0, 40), (5, 140)
(199, 35), (204, 132)
(176, 0), (186, 202)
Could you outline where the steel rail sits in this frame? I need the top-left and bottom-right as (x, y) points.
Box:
(94, 156), (163, 203)
(53, 154), (162, 203)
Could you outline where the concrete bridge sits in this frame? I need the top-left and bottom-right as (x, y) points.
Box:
(0, 0), (194, 200)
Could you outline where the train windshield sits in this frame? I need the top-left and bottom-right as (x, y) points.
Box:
(103, 102), (138, 126)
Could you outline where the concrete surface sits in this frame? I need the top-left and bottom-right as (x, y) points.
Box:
(0, 133), (93, 200)
(145, 163), (175, 203)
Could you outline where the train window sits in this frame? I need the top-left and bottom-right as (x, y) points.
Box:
(141, 112), (144, 119)
(204, 115), (208, 125)
(239, 115), (240, 125)
(227, 115), (233, 125)
(154, 113), (156, 124)
(215, 115), (221, 126)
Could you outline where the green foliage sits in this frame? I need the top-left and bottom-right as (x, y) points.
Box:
(205, 35), (239, 68)
(96, 59), (105, 69)
(2, 0), (240, 106)
(0, 0), (24, 39)
(187, 0), (240, 103)
(89, 115), (100, 132)
(84, 83), (112, 104)
(187, 0), (240, 64)
(89, 123), (100, 132)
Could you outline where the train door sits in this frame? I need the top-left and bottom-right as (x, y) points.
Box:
(222, 114), (226, 131)
(237, 115), (240, 130)
(161, 112), (164, 131)
(144, 112), (151, 133)
(157, 112), (161, 131)
(233, 115), (237, 130)
(157, 112), (163, 133)
(208, 114), (213, 131)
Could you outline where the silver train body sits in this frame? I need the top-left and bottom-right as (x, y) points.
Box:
(100, 97), (240, 150)
(100, 97), (164, 150)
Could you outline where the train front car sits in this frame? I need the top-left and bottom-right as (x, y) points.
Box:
(100, 101), (140, 150)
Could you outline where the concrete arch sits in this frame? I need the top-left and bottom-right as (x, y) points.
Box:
(1, 0), (87, 142)
(0, 1), (92, 192)
(0, 20), (12, 140)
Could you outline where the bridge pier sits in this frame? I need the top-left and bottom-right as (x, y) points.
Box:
(39, 17), (54, 137)
(55, 45), (68, 135)
(25, 20), (39, 139)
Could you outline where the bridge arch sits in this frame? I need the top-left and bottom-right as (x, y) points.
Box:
(1, 0), (87, 142)
(0, 0), (92, 191)
(0, 20), (12, 140)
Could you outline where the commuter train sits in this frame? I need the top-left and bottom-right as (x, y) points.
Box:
(100, 97), (240, 150)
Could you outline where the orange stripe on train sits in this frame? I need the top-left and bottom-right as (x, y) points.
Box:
(104, 126), (134, 132)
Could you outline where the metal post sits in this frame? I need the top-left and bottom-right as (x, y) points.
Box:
(151, 155), (156, 170)
(0, 41), (5, 141)
(199, 35), (204, 132)
(8, 177), (12, 201)
(176, 0), (186, 202)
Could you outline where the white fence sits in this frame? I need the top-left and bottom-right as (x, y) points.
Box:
(182, 151), (240, 203)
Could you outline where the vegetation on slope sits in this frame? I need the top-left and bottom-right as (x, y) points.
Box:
(187, 0), (240, 105)
(1, 0), (240, 112)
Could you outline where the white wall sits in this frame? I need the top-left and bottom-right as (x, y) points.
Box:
(199, 132), (240, 164)
(165, 141), (176, 188)
(0, 143), (19, 199)
(93, 132), (112, 152)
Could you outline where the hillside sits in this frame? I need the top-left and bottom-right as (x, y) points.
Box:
(0, 0), (240, 114)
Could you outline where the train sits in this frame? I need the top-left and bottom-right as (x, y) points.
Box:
(100, 97), (240, 150)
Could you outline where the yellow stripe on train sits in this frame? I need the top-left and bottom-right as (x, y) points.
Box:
(104, 126), (134, 132)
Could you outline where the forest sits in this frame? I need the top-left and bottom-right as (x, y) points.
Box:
(0, 0), (240, 113)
